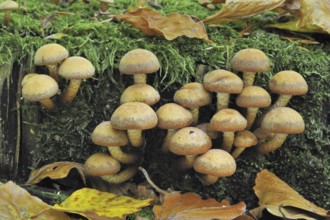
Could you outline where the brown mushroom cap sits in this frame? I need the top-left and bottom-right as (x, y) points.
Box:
(236, 86), (271, 107)
(234, 130), (257, 148)
(169, 127), (212, 155)
(21, 73), (39, 87)
(119, 49), (160, 75)
(261, 107), (305, 134)
(91, 121), (128, 146)
(210, 109), (247, 132)
(203, 69), (243, 94)
(156, 103), (193, 129)
(111, 102), (158, 130)
(22, 74), (58, 101)
(84, 153), (121, 176)
(58, 56), (95, 79)
(174, 82), (212, 108)
(194, 149), (236, 177)
(269, 70), (308, 95)
(231, 48), (270, 73)
(0, 0), (19, 10)
(120, 84), (160, 106)
(34, 43), (69, 66)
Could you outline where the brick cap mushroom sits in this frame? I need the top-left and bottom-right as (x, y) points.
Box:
(84, 153), (121, 176)
(120, 84), (160, 106)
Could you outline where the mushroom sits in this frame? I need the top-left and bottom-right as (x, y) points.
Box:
(119, 49), (160, 84)
(203, 69), (243, 111)
(193, 149), (236, 185)
(21, 73), (39, 87)
(196, 123), (219, 140)
(169, 127), (212, 170)
(256, 107), (305, 155)
(91, 121), (138, 164)
(236, 86), (271, 129)
(268, 70), (308, 110)
(101, 165), (139, 184)
(84, 153), (121, 176)
(58, 56), (95, 104)
(34, 43), (69, 82)
(22, 74), (59, 111)
(0, 0), (19, 26)
(174, 82), (212, 125)
(231, 48), (270, 87)
(111, 102), (158, 147)
(120, 84), (160, 106)
(231, 130), (257, 159)
(210, 108), (247, 152)
(156, 103), (193, 152)
(98, 0), (114, 12)
(253, 127), (274, 143)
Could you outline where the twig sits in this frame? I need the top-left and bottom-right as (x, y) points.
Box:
(138, 167), (168, 195)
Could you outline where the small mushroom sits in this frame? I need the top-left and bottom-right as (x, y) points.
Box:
(58, 56), (95, 104)
(22, 74), (59, 111)
(120, 84), (160, 106)
(98, 0), (114, 12)
(231, 48), (270, 87)
(0, 0), (19, 26)
(253, 127), (274, 143)
(84, 153), (121, 176)
(119, 49), (160, 84)
(174, 82), (212, 125)
(194, 149), (236, 185)
(111, 102), (158, 147)
(34, 43), (69, 82)
(210, 108), (247, 152)
(203, 69), (243, 111)
(231, 130), (257, 159)
(156, 103), (193, 152)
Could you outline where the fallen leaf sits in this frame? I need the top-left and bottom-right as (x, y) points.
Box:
(115, 8), (209, 41)
(153, 191), (246, 220)
(53, 187), (152, 219)
(26, 161), (86, 185)
(203, 0), (285, 24)
(252, 169), (330, 219)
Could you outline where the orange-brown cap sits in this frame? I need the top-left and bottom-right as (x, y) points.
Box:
(269, 70), (308, 95)
(156, 103), (193, 129)
(59, 56), (95, 80)
(210, 108), (247, 132)
(34, 43), (69, 66)
(84, 153), (121, 176)
(236, 86), (271, 108)
(91, 121), (128, 147)
(174, 82), (212, 108)
(203, 69), (243, 94)
(22, 74), (58, 101)
(234, 130), (257, 148)
(120, 84), (160, 106)
(231, 48), (270, 72)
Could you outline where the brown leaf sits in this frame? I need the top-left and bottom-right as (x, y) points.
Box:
(153, 191), (246, 220)
(252, 169), (330, 219)
(26, 161), (86, 185)
(115, 8), (210, 41)
(203, 0), (285, 24)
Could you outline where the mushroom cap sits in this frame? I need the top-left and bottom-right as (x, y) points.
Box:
(194, 149), (236, 177)
(203, 69), (243, 94)
(111, 102), (158, 130)
(120, 84), (160, 106)
(84, 153), (121, 176)
(91, 121), (129, 147)
(253, 128), (274, 140)
(231, 48), (270, 73)
(196, 123), (219, 139)
(119, 49), (160, 75)
(261, 107), (305, 134)
(236, 86), (271, 107)
(22, 74), (58, 101)
(169, 127), (212, 155)
(34, 43), (69, 66)
(58, 56), (95, 79)
(234, 130), (257, 148)
(156, 103), (193, 129)
(210, 108), (247, 132)
(174, 82), (212, 108)
(0, 0), (19, 10)
(21, 73), (39, 87)
(269, 70), (308, 95)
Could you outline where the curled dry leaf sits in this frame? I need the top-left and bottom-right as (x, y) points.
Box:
(252, 169), (330, 220)
(115, 8), (210, 41)
(26, 161), (86, 185)
(203, 0), (285, 24)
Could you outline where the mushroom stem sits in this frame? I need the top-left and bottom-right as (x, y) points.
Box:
(61, 79), (82, 104)
(177, 155), (197, 170)
(161, 128), (177, 153)
(222, 131), (234, 152)
(101, 166), (138, 184)
(3, 10), (12, 26)
(197, 174), (218, 185)
(256, 133), (288, 155)
(216, 92), (229, 111)
(133, 74), (147, 84)
(39, 98), (57, 111)
(190, 107), (199, 125)
(270, 95), (293, 110)
(47, 64), (60, 82)
(242, 72), (256, 87)
(246, 107), (259, 130)
(231, 147), (245, 159)
(127, 129), (143, 147)
(107, 146), (138, 164)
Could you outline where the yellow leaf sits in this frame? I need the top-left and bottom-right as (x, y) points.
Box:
(53, 187), (152, 219)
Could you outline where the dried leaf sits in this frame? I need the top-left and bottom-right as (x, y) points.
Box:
(252, 169), (330, 219)
(203, 0), (285, 24)
(153, 191), (246, 220)
(26, 161), (86, 185)
(115, 8), (209, 41)
(53, 187), (152, 219)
